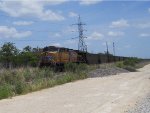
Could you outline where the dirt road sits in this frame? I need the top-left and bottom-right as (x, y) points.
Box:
(0, 64), (150, 113)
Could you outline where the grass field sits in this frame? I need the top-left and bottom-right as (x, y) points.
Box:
(0, 59), (148, 100)
(0, 63), (89, 100)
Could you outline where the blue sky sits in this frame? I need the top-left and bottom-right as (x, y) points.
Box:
(0, 0), (150, 58)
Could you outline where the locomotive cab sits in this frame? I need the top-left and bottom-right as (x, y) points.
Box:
(40, 46), (77, 67)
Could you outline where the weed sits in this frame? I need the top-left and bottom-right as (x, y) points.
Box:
(0, 64), (89, 100)
(0, 84), (13, 99)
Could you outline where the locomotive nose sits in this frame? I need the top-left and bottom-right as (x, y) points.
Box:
(42, 56), (53, 62)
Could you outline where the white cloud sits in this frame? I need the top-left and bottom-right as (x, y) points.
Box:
(79, 0), (102, 5)
(13, 21), (34, 26)
(88, 32), (104, 40)
(109, 19), (129, 28)
(140, 33), (150, 37)
(51, 43), (61, 47)
(41, 0), (68, 5)
(0, 1), (65, 21)
(0, 26), (32, 38)
(69, 12), (78, 17)
(137, 23), (150, 29)
(108, 31), (124, 37)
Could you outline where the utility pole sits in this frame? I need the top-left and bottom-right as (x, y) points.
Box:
(113, 42), (115, 56)
(113, 42), (116, 61)
(106, 41), (109, 62)
(72, 15), (87, 52)
(106, 41), (109, 54)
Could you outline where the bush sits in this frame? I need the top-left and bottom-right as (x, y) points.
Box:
(77, 63), (88, 71)
(15, 82), (27, 94)
(123, 58), (140, 67)
(115, 58), (140, 72)
(115, 62), (124, 68)
(0, 84), (13, 99)
(56, 75), (72, 85)
(64, 63), (78, 72)
(0, 70), (25, 85)
(64, 63), (88, 72)
(123, 66), (136, 72)
(22, 69), (32, 82)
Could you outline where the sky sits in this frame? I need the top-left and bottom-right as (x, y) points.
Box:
(0, 0), (150, 58)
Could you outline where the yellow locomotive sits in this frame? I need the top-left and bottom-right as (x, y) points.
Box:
(40, 46), (78, 67)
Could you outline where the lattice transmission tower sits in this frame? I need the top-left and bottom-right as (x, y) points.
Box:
(73, 15), (87, 52)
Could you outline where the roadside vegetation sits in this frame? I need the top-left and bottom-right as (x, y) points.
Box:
(0, 63), (88, 100)
(115, 58), (141, 72)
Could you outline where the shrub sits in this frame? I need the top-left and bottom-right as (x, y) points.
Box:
(115, 62), (124, 68)
(35, 68), (54, 79)
(77, 63), (88, 72)
(64, 63), (88, 72)
(56, 73), (75, 85)
(15, 82), (27, 94)
(115, 58), (140, 72)
(123, 58), (140, 67)
(64, 63), (78, 72)
(22, 69), (32, 82)
(0, 84), (13, 99)
(123, 66), (136, 72)
(0, 70), (25, 85)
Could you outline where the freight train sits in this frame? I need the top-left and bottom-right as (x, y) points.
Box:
(39, 46), (128, 68)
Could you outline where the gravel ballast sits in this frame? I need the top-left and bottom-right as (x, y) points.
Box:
(88, 67), (129, 78)
(126, 94), (150, 113)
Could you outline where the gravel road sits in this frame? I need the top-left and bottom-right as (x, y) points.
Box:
(0, 64), (150, 113)
(126, 93), (150, 113)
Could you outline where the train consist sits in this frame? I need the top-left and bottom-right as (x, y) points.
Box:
(39, 46), (128, 67)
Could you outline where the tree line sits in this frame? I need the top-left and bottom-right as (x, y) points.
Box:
(0, 42), (41, 68)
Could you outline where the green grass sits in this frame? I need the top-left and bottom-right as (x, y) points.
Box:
(1, 59), (146, 100)
(0, 63), (89, 100)
(0, 84), (13, 99)
(115, 58), (141, 72)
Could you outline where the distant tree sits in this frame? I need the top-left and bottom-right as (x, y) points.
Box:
(23, 46), (32, 52)
(32, 47), (41, 53)
(20, 46), (39, 67)
(0, 43), (40, 68)
(0, 42), (19, 68)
